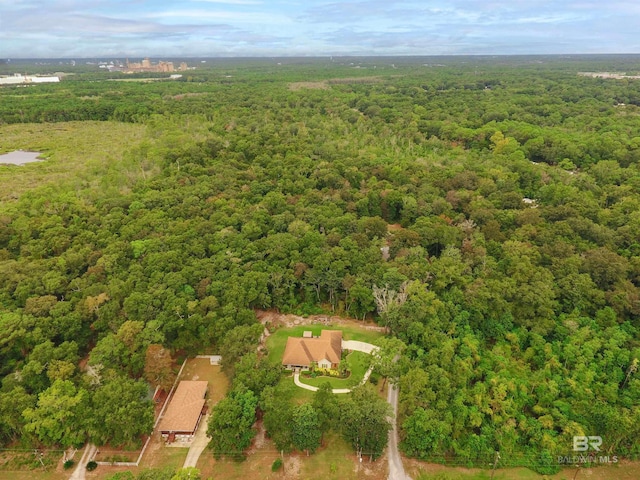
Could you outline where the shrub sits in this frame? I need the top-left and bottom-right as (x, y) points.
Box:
(63, 459), (75, 470)
(316, 367), (342, 377)
(86, 460), (98, 471)
(271, 458), (283, 472)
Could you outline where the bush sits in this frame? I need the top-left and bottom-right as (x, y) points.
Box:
(86, 460), (98, 471)
(63, 459), (75, 470)
(271, 458), (283, 472)
(316, 367), (343, 377)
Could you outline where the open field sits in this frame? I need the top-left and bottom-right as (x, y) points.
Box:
(0, 121), (147, 204)
(0, 449), (67, 480)
(197, 431), (387, 480)
(0, 471), (66, 480)
(407, 458), (640, 480)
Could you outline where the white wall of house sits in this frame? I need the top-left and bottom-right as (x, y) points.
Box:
(318, 359), (331, 369)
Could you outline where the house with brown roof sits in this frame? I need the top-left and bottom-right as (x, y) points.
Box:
(158, 380), (208, 443)
(282, 330), (342, 370)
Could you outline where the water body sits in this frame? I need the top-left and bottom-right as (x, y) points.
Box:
(0, 151), (43, 165)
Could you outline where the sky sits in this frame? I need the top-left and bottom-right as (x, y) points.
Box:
(1, 0), (639, 58)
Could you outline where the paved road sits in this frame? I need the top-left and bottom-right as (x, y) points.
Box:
(183, 414), (210, 468)
(69, 444), (96, 480)
(387, 384), (411, 480)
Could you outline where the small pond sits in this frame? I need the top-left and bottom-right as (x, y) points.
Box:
(0, 151), (43, 165)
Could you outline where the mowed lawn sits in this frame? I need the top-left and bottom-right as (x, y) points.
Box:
(298, 351), (371, 389)
(266, 324), (382, 366)
(198, 431), (385, 480)
(179, 358), (229, 409)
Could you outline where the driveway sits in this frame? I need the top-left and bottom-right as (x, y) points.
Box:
(68, 444), (97, 480)
(387, 384), (411, 480)
(183, 414), (210, 468)
(342, 340), (378, 354)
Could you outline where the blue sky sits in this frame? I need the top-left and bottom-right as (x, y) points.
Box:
(1, 0), (639, 58)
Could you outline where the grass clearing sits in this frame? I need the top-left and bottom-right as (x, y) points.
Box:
(0, 472), (66, 480)
(179, 358), (229, 409)
(266, 324), (382, 366)
(0, 121), (147, 205)
(197, 431), (385, 480)
(276, 374), (315, 404)
(408, 459), (640, 480)
(298, 351), (371, 389)
(298, 432), (386, 479)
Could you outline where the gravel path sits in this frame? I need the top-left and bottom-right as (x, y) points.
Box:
(387, 384), (411, 480)
(68, 444), (96, 480)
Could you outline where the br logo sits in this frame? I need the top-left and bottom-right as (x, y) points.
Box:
(573, 436), (602, 452)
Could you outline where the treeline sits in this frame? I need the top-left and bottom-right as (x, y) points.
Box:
(0, 58), (639, 472)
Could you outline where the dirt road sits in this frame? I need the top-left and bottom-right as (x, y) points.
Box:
(69, 444), (96, 480)
(387, 385), (411, 480)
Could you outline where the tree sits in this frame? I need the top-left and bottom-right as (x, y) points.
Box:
(401, 407), (452, 458)
(292, 403), (321, 455)
(207, 385), (257, 460)
(347, 278), (375, 320)
(144, 344), (174, 391)
(0, 386), (35, 445)
(371, 337), (406, 389)
(312, 382), (340, 445)
(219, 324), (264, 377)
(372, 282), (408, 334)
(339, 385), (392, 460)
(232, 353), (281, 396)
(22, 379), (89, 447)
(261, 384), (294, 452)
(89, 376), (154, 446)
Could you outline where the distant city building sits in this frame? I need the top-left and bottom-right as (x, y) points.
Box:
(122, 58), (190, 74)
(0, 73), (60, 85)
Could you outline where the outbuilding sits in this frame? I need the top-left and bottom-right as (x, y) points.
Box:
(158, 380), (208, 443)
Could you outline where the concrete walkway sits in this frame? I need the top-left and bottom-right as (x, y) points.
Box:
(69, 443), (97, 480)
(292, 339), (378, 394)
(293, 365), (374, 394)
(183, 414), (210, 468)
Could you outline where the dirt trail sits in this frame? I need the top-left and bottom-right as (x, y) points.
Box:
(255, 309), (385, 332)
(68, 444), (96, 480)
(387, 385), (411, 480)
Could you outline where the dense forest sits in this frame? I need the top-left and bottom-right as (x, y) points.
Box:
(1, 56), (639, 475)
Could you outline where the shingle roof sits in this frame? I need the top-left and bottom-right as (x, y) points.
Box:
(282, 330), (342, 367)
(158, 380), (208, 433)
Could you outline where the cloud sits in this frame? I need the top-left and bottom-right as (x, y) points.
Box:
(1, 0), (639, 57)
(192, 0), (263, 4)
